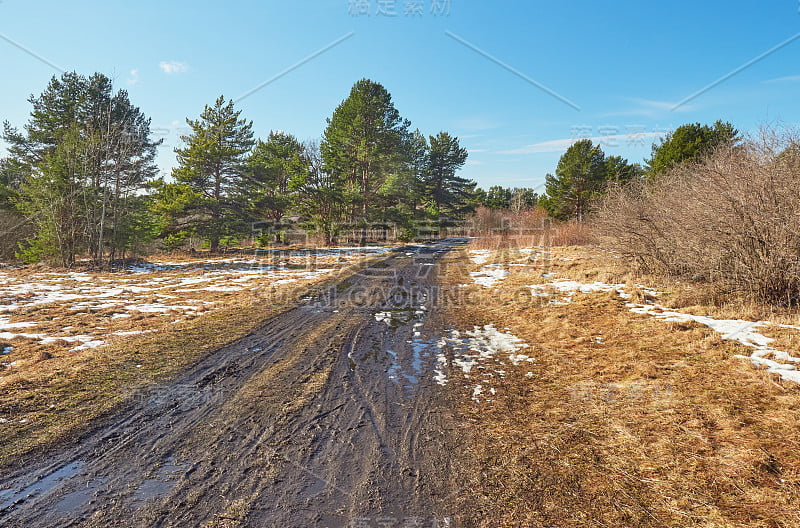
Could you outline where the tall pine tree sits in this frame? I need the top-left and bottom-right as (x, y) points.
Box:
(3, 72), (159, 266)
(425, 131), (470, 216)
(321, 79), (410, 223)
(542, 139), (606, 222)
(169, 96), (255, 251)
(247, 131), (306, 228)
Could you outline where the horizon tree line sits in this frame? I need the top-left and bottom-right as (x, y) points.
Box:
(0, 71), (743, 266)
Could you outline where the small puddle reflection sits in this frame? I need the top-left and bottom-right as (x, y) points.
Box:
(0, 461), (85, 511)
(365, 305), (436, 389)
(132, 456), (191, 504)
(55, 476), (107, 513)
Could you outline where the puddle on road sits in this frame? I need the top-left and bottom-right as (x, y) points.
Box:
(54, 476), (107, 513)
(132, 456), (191, 504)
(0, 461), (85, 511)
(0, 454), (192, 515)
(363, 305), (439, 389)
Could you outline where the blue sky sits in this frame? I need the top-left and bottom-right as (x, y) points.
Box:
(2, 0), (800, 193)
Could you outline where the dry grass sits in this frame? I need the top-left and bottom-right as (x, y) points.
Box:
(465, 207), (595, 250)
(442, 242), (800, 527)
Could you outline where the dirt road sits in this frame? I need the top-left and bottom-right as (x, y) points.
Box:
(0, 240), (467, 528)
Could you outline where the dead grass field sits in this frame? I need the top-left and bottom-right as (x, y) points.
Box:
(441, 243), (800, 527)
(0, 249), (388, 467)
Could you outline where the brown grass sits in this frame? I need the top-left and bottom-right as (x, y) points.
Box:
(442, 242), (800, 527)
(465, 207), (595, 250)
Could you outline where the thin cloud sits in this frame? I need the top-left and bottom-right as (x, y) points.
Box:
(603, 97), (696, 118)
(127, 69), (139, 85)
(466, 160), (483, 166)
(467, 149), (487, 153)
(498, 132), (669, 155)
(764, 75), (800, 83)
(159, 61), (189, 74)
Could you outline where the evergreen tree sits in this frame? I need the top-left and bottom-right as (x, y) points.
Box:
(483, 186), (512, 209)
(478, 186), (539, 212)
(0, 157), (27, 208)
(377, 129), (428, 228)
(321, 79), (410, 222)
(542, 139), (606, 222)
(169, 96), (255, 251)
(425, 131), (470, 216)
(3, 72), (159, 266)
(646, 120), (738, 176)
(604, 155), (643, 183)
(247, 131), (306, 238)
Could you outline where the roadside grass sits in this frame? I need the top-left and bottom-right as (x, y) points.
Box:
(0, 254), (384, 469)
(442, 242), (800, 527)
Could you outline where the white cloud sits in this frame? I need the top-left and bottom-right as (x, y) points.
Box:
(159, 61), (189, 74)
(765, 75), (800, 83)
(498, 132), (669, 155)
(127, 69), (139, 85)
(467, 149), (487, 153)
(466, 160), (483, 166)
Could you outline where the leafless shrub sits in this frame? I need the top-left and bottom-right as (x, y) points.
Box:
(0, 209), (34, 262)
(466, 206), (593, 249)
(549, 221), (595, 246)
(595, 126), (800, 306)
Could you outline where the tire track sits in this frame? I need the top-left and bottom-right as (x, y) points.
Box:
(0, 240), (467, 527)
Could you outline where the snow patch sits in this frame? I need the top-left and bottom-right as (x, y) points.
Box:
(470, 266), (509, 288)
(628, 301), (800, 384)
(468, 250), (491, 266)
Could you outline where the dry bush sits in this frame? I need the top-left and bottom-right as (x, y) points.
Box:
(0, 208), (34, 262)
(549, 220), (594, 246)
(595, 127), (800, 306)
(466, 207), (593, 249)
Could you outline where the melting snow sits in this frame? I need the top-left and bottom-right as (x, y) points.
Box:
(435, 324), (533, 401)
(523, 274), (800, 385)
(628, 302), (800, 384)
(528, 279), (625, 305)
(0, 252), (366, 359)
(468, 250), (491, 266)
(470, 266), (509, 288)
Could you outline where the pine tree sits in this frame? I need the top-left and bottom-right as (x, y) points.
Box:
(646, 120), (738, 176)
(377, 129), (428, 228)
(425, 131), (470, 216)
(604, 155), (643, 184)
(543, 139), (606, 222)
(321, 79), (410, 223)
(247, 131), (306, 229)
(3, 72), (159, 266)
(170, 96), (255, 252)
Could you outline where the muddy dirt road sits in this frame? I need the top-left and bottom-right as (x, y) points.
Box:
(0, 240), (467, 527)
